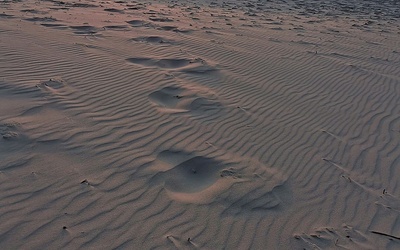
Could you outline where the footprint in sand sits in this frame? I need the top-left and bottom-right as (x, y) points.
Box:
(146, 150), (289, 214)
(104, 8), (124, 13)
(128, 58), (190, 69)
(40, 23), (68, 30)
(0, 122), (20, 140)
(148, 85), (222, 114)
(25, 17), (57, 22)
(126, 57), (218, 74)
(35, 79), (71, 98)
(157, 25), (192, 33)
(126, 19), (151, 27)
(20, 9), (46, 14)
(36, 79), (65, 90)
(149, 16), (174, 22)
(103, 25), (130, 31)
(148, 150), (242, 204)
(294, 225), (381, 249)
(69, 25), (99, 35)
(130, 36), (176, 45)
(0, 13), (15, 19)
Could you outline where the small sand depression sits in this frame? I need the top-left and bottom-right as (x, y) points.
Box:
(127, 57), (218, 73)
(148, 86), (187, 110)
(295, 224), (380, 249)
(104, 8), (124, 13)
(127, 58), (191, 69)
(0, 13), (15, 19)
(35, 79), (69, 96)
(126, 19), (150, 27)
(148, 85), (222, 114)
(25, 17), (57, 22)
(36, 79), (65, 90)
(149, 16), (174, 22)
(157, 25), (177, 31)
(40, 23), (68, 29)
(148, 150), (244, 204)
(69, 25), (99, 35)
(0, 122), (20, 140)
(147, 150), (288, 208)
(164, 156), (224, 193)
(130, 36), (176, 44)
(103, 25), (130, 31)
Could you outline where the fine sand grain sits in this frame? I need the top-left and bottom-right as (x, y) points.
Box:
(1, 0), (400, 249)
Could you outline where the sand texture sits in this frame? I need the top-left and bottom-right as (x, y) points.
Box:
(1, 0), (400, 249)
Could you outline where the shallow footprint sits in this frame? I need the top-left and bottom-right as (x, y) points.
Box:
(294, 224), (384, 250)
(104, 25), (130, 31)
(127, 58), (191, 69)
(148, 86), (187, 111)
(148, 150), (240, 204)
(165, 156), (223, 193)
(126, 19), (151, 27)
(126, 57), (218, 73)
(36, 79), (65, 92)
(130, 36), (176, 45)
(147, 150), (289, 212)
(69, 25), (99, 35)
(25, 17), (57, 22)
(148, 86), (221, 114)
(0, 121), (20, 140)
(40, 23), (68, 30)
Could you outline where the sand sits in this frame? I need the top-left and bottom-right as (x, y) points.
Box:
(1, 0), (400, 249)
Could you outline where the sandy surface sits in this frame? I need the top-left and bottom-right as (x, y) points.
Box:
(1, 0), (400, 249)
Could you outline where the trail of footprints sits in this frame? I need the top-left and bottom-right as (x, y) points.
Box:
(0, 78), (73, 171)
(128, 56), (222, 115)
(132, 52), (290, 215)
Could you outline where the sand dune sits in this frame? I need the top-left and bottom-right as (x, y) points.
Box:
(1, 0), (400, 249)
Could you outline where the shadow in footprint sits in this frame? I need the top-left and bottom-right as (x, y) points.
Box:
(41, 23), (68, 29)
(0, 122), (20, 140)
(130, 36), (175, 45)
(69, 25), (99, 35)
(25, 17), (57, 22)
(36, 79), (64, 90)
(0, 13), (15, 19)
(165, 156), (222, 193)
(148, 150), (237, 204)
(104, 25), (130, 31)
(148, 86), (222, 114)
(127, 58), (190, 68)
(126, 20), (151, 27)
(126, 57), (218, 73)
(146, 150), (290, 212)
(104, 8), (124, 13)
(149, 16), (174, 22)
(157, 25), (192, 33)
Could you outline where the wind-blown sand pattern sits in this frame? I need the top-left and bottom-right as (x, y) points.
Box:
(1, 0), (400, 249)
